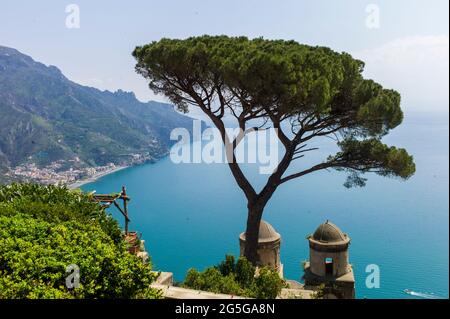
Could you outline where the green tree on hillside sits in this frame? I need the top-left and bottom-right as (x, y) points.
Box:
(0, 184), (160, 299)
(133, 36), (415, 264)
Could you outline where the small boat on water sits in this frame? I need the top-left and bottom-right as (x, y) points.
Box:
(404, 289), (443, 299)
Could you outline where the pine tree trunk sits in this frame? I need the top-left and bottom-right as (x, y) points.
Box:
(243, 205), (264, 265)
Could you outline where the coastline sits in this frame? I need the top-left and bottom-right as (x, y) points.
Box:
(68, 165), (129, 190)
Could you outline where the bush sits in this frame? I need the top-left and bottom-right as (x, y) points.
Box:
(218, 255), (236, 276)
(184, 268), (242, 295)
(0, 183), (122, 243)
(0, 183), (160, 299)
(235, 256), (255, 287)
(182, 255), (285, 299)
(253, 268), (284, 299)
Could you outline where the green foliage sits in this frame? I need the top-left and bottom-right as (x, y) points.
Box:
(183, 268), (242, 296)
(235, 256), (255, 287)
(218, 254), (236, 276)
(310, 283), (343, 299)
(0, 45), (195, 184)
(133, 36), (415, 187)
(253, 268), (285, 299)
(330, 138), (416, 187)
(0, 183), (161, 299)
(183, 255), (285, 299)
(0, 183), (122, 243)
(134, 36), (401, 133)
(311, 284), (326, 299)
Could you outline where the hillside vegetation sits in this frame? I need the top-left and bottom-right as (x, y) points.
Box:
(0, 183), (160, 298)
(0, 45), (195, 182)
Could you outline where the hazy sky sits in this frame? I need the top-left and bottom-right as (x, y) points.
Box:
(1, 0), (448, 113)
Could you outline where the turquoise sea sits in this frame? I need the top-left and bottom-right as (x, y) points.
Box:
(82, 111), (449, 299)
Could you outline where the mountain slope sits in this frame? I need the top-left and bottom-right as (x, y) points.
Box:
(0, 45), (195, 181)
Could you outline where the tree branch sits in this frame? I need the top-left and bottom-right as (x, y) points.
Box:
(280, 162), (336, 184)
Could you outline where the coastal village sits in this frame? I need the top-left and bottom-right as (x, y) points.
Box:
(4, 153), (154, 186)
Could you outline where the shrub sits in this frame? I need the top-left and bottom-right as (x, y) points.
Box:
(0, 183), (160, 299)
(218, 255), (236, 276)
(253, 268), (284, 299)
(182, 255), (285, 299)
(235, 256), (255, 287)
(0, 183), (122, 243)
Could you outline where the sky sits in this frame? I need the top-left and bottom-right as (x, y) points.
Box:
(0, 0), (448, 113)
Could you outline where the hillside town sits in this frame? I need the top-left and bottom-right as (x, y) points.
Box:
(5, 153), (155, 186)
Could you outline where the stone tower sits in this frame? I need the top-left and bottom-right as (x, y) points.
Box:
(239, 220), (283, 277)
(303, 220), (355, 299)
